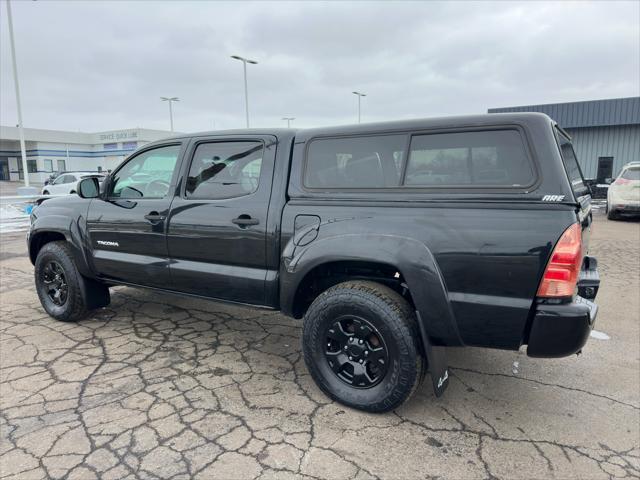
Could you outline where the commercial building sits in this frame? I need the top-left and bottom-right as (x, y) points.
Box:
(489, 97), (639, 182)
(0, 126), (174, 184)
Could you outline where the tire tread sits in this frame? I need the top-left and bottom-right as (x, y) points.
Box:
(303, 280), (424, 413)
(35, 241), (90, 322)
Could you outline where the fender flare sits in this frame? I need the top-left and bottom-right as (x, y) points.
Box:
(29, 215), (94, 278)
(281, 233), (464, 346)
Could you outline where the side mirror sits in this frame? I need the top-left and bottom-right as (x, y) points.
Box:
(77, 177), (100, 198)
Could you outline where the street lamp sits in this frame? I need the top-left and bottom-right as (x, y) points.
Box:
(5, 0), (32, 191)
(160, 97), (179, 132)
(282, 117), (295, 128)
(352, 91), (366, 124)
(231, 55), (258, 128)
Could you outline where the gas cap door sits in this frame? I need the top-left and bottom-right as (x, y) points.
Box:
(293, 215), (321, 246)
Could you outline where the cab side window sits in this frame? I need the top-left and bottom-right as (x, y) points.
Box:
(185, 141), (263, 199)
(110, 145), (181, 199)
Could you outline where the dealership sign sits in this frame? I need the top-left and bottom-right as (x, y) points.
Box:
(99, 130), (138, 141)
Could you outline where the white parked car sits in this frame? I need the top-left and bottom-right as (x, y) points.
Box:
(607, 162), (640, 220)
(42, 172), (106, 196)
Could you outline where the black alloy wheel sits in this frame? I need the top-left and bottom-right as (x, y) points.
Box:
(324, 315), (388, 388)
(41, 260), (68, 306)
(302, 280), (425, 413)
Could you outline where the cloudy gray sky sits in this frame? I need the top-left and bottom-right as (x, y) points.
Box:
(1, 0), (639, 133)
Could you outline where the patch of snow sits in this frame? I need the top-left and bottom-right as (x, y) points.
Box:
(590, 330), (610, 340)
(0, 202), (31, 234)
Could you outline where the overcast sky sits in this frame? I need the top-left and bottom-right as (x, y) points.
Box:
(1, 0), (638, 133)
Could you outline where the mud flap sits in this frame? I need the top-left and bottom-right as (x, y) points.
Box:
(79, 274), (111, 310)
(416, 312), (449, 397)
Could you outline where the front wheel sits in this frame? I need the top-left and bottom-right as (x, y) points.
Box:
(302, 281), (424, 413)
(35, 241), (97, 321)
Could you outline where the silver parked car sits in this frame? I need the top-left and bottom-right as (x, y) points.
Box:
(42, 172), (106, 196)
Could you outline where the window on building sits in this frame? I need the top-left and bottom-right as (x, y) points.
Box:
(44, 159), (53, 172)
(122, 141), (137, 150)
(57, 160), (66, 171)
(186, 141), (264, 199)
(27, 160), (37, 173)
(304, 135), (406, 189)
(104, 143), (118, 150)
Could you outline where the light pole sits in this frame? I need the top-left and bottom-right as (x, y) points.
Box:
(6, 0), (31, 190)
(160, 97), (179, 132)
(352, 91), (366, 124)
(231, 55), (258, 128)
(282, 117), (295, 128)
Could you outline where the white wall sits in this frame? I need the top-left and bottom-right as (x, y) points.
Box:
(1, 126), (173, 184)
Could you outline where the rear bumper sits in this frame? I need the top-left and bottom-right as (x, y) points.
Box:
(609, 197), (640, 213)
(614, 205), (640, 214)
(527, 255), (600, 358)
(527, 296), (598, 358)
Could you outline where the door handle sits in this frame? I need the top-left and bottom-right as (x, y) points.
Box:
(144, 211), (166, 223)
(232, 215), (259, 227)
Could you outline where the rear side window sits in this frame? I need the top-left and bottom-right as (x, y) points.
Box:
(186, 141), (263, 199)
(621, 167), (640, 180)
(305, 135), (405, 188)
(405, 130), (534, 187)
(557, 133), (588, 196)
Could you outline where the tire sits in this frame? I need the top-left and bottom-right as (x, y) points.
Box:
(607, 208), (618, 220)
(35, 241), (91, 321)
(302, 280), (425, 413)
(43, 190), (49, 195)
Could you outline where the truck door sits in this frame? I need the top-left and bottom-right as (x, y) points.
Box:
(86, 142), (184, 287)
(166, 135), (276, 305)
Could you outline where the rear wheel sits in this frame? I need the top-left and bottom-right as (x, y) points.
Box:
(35, 241), (107, 321)
(302, 281), (424, 413)
(43, 190), (49, 195)
(607, 207), (618, 220)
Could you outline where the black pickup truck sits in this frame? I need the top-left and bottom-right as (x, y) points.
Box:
(29, 113), (600, 412)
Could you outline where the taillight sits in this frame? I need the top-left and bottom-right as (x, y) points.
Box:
(537, 223), (583, 298)
(614, 178), (630, 185)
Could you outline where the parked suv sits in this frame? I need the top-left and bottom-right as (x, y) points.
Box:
(28, 113), (599, 412)
(607, 161), (640, 219)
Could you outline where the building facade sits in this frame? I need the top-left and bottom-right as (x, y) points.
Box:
(489, 97), (639, 182)
(0, 126), (174, 184)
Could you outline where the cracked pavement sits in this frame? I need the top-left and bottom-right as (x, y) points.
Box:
(1, 213), (638, 479)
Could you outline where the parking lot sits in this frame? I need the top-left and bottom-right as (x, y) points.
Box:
(0, 212), (638, 480)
